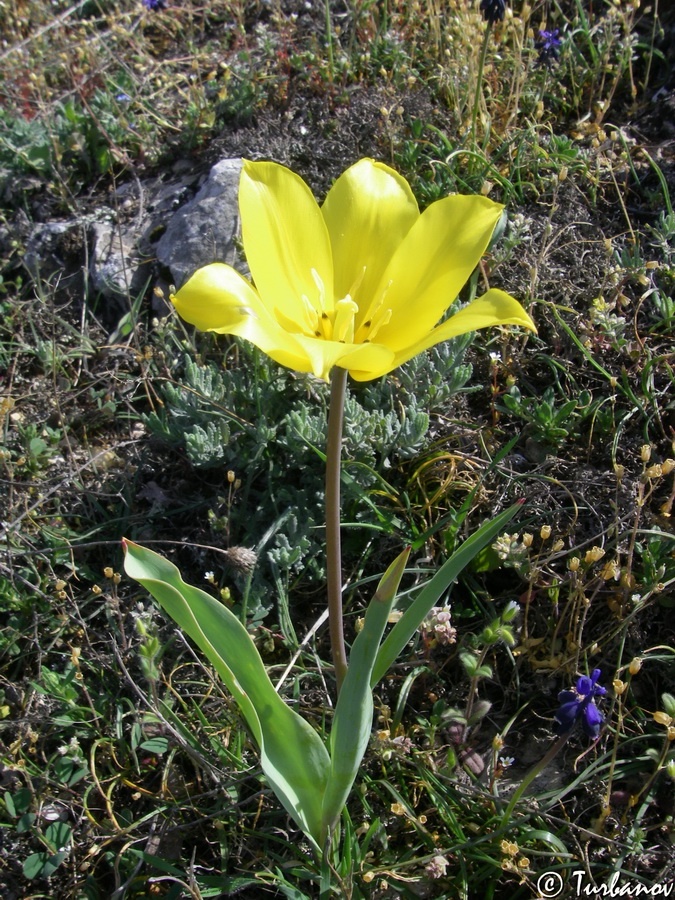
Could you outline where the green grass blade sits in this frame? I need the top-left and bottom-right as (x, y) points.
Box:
(321, 548), (410, 837)
(122, 539), (330, 846)
(371, 502), (524, 686)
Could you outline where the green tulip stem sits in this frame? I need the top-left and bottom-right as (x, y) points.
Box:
(326, 366), (349, 693)
(499, 733), (570, 825)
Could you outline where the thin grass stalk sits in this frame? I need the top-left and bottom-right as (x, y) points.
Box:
(324, 0), (334, 83)
(326, 366), (349, 693)
(470, 21), (492, 150)
(601, 629), (628, 822)
(499, 733), (570, 824)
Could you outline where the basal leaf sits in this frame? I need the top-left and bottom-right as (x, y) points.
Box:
(123, 540), (330, 847)
(321, 548), (410, 836)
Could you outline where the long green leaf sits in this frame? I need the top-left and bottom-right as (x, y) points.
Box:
(321, 548), (410, 837)
(371, 502), (524, 686)
(122, 540), (330, 847)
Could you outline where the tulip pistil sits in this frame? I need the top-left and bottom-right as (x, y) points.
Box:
(333, 297), (358, 343)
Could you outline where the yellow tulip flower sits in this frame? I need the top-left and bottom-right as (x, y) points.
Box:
(172, 158), (535, 381)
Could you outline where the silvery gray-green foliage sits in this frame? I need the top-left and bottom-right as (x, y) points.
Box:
(146, 334), (473, 609)
(185, 421), (231, 464)
(279, 391), (428, 471)
(267, 511), (314, 573)
(382, 334), (474, 415)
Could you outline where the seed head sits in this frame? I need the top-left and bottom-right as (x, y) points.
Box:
(584, 546), (605, 564)
(223, 546), (257, 574)
(654, 711), (673, 727)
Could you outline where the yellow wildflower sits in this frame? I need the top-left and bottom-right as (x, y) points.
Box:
(172, 159), (535, 382)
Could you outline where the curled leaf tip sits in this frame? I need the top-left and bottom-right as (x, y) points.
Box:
(374, 546), (411, 604)
(121, 537), (141, 555)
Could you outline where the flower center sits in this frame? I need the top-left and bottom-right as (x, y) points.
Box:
(274, 267), (392, 344)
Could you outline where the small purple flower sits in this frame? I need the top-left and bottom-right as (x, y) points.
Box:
(554, 669), (606, 739)
(535, 29), (562, 65)
(115, 92), (131, 103)
(143, 0), (167, 9)
(480, 0), (506, 25)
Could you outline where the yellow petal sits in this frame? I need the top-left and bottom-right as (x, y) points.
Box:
(389, 289), (536, 371)
(239, 160), (334, 322)
(321, 159), (418, 325)
(373, 194), (505, 351)
(346, 342), (398, 382)
(173, 263), (261, 331)
(292, 333), (395, 382)
(172, 263), (312, 373)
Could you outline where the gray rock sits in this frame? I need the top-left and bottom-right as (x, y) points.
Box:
(156, 158), (243, 288)
(24, 221), (82, 280)
(23, 220), (87, 300)
(88, 168), (205, 310)
(21, 158), (243, 320)
(89, 216), (152, 301)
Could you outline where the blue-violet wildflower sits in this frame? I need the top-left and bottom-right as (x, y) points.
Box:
(143, 0), (167, 10)
(536, 29), (562, 65)
(480, 0), (506, 24)
(554, 668), (606, 738)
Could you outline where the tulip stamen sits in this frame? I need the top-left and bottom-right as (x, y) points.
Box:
(311, 268), (327, 297)
(309, 268), (334, 339)
(275, 294), (318, 337)
(300, 294), (321, 335)
(347, 266), (367, 301)
(354, 280), (393, 343)
(365, 306), (392, 341)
